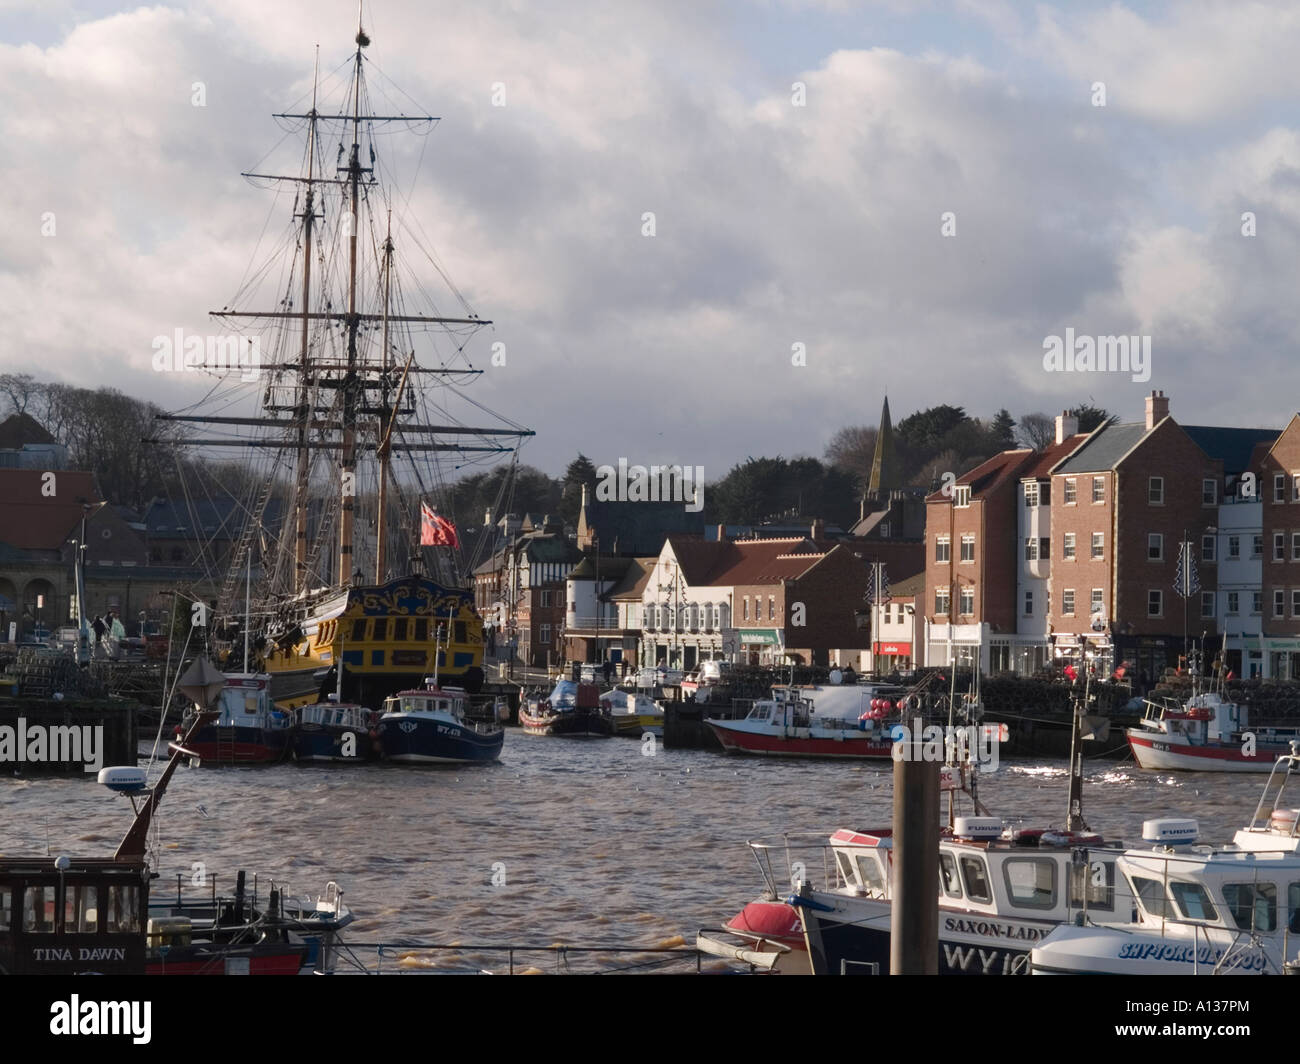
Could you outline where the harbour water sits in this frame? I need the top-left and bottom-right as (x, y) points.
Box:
(0, 735), (1271, 972)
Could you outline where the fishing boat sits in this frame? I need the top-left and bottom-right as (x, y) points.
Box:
(377, 679), (504, 764)
(599, 688), (665, 737)
(1127, 688), (1300, 773)
(149, 12), (533, 713)
(1032, 746), (1300, 975)
(784, 676), (1130, 974)
(1, 707), (352, 974)
(705, 683), (910, 759)
(293, 693), (380, 763)
(178, 668), (293, 765)
(519, 680), (612, 737)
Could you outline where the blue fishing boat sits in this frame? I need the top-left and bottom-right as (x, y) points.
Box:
(293, 695), (381, 763)
(376, 681), (503, 763)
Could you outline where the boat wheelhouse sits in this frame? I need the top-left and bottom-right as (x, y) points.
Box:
(1033, 749), (1300, 974)
(293, 695), (380, 763)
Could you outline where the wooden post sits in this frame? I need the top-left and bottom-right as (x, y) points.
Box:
(890, 744), (939, 974)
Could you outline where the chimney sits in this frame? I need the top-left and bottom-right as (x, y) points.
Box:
(1145, 389), (1169, 431)
(716, 524), (727, 542)
(811, 518), (825, 542)
(1055, 410), (1078, 445)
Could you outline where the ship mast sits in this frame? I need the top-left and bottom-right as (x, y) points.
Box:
(376, 210), (394, 583)
(338, 14), (367, 587)
(293, 48), (320, 595)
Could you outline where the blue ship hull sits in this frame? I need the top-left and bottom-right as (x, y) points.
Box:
(377, 713), (503, 764)
(292, 724), (380, 763)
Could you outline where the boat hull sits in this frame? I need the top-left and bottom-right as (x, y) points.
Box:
(188, 725), (290, 765)
(801, 896), (1051, 975)
(706, 719), (894, 759)
(377, 713), (503, 763)
(1127, 729), (1291, 772)
(519, 708), (612, 737)
(292, 724), (380, 763)
(1031, 925), (1276, 975)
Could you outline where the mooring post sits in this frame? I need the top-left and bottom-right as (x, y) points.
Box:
(890, 742), (939, 974)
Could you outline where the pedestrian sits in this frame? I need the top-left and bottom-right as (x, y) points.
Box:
(602, 659), (613, 684)
(92, 615), (106, 645)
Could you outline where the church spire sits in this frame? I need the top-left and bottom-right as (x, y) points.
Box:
(868, 395), (898, 497)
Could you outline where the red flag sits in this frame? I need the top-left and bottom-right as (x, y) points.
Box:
(420, 502), (459, 547)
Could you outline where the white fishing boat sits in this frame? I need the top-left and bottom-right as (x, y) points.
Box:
(1032, 746), (1300, 975)
(1127, 688), (1300, 773)
(599, 688), (665, 737)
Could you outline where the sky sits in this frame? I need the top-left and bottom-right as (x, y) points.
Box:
(4, 0), (1300, 485)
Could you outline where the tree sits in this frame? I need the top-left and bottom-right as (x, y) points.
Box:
(557, 453), (598, 528)
(824, 425), (878, 490)
(1017, 412), (1055, 451)
(991, 409), (1017, 450)
(1073, 403), (1111, 434)
(0, 373), (38, 416)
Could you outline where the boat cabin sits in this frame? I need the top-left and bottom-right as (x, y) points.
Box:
(214, 674), (289, 730)
(826, 824), (1130, 923)
(0, 857), (148, 974)
(384, 686), (468, 719)
(298, 700), (375, 730)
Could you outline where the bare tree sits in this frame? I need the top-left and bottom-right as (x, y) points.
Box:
(824, 425), (878, 489)
(0, 373), (38, 416)
(1017, 412), (1055, 451)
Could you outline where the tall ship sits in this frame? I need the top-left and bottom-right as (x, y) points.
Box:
(151, 13), (532, 710)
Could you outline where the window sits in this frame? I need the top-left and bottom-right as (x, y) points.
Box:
(64, 884), (98, 934)
(959, 856), (992, 903)
(1092, 476), (1105, 504)
(1293, 532), (1300, 561)
(1091, 588), (1104, 615)
(1202, 591), (1215, 618)
(1223, 882), (1277, 932)
(880, 522), (891, 537)
(1063, 533), (1076, 560)
(540, 590), (550, 607)
(1148, 533), (1163, 561)
(960, 534), (975, 562)
(372, 619), (388, 642)
(0, 885), (8, 931)
(1275, 533), (1287, 562)
(1069, 859), (1115, 912)
(1064, 478), (1077, 504)
(414, 619), (428, 642)
(854, 855), (886, 894)
(1276, 474), (1287, 503)
(1227, 592), (1240, 615)
(768, 596), (775, 621)
(1148, 590), (1163, 617)
(959, 588), (974, 615)
(936, 535), (950, 563)
(1253, 535), (1264, 559)
(935, 588), (950, 615)
(454, 621), (467, 644)
(22, 885), (56, 933)
(393, 618), (408, 641)
(1024, 482), (1039, 508)
(351, 619), (366, 641)
(1228, 535), (1241, 559)
(1131, 875), (1172, 918)
(1024, 538), (1039, 562)
(105, 884), (140, 934)
(1149, 477), (1164, 505)
(539, 623), (551, 645)
(1293, 590), (1300, 617)
(1040, 536), (1050, 560)
(1170, 881), (1219, 922)
(1203, 479), (1217, 506)
(1002, 858), (1057, 910)
(953, 486), (971, 507)
(1253, 591), (1263, 615)
(1062, 589), (1075, 616)
(1023, 591), (1033, 616)
(1202, 535), (1216, 563)
(1275, 590), (1286, 618)
(1294, 475), (1300, 502)
(1091, 533), (1104, 560)
(743, 598), (749, 621)
(939, 853), (962, 898)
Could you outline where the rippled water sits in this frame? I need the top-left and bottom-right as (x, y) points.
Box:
(0, 735), (1273, 972)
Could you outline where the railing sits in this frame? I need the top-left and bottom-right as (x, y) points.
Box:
(747, 832), (847, 900)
